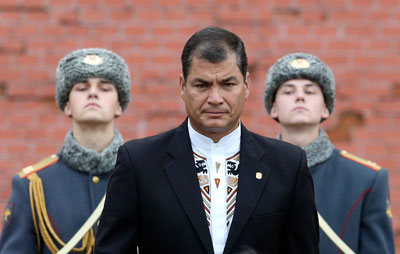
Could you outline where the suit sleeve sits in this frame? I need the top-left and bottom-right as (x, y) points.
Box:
(358, 169), (395, 254)
(95, 145), (139, 254)
(0, 175), (38, 254)
(284, 150), (320, 254)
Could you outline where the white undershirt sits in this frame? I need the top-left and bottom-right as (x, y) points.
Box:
(188, 119), (241, 254)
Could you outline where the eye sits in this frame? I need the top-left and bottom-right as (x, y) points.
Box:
(282, 89), (294, 95)
(305, 88), (317, 94)
(224, 82), (235, 87)
(99, 83), (114, 92)
(74, 84), (88, 91)
(194, 83), (207, 89)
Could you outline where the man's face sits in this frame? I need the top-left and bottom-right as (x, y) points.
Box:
(270, 79), (329, 127)
(180, 53), (249, 142)
(64, 77), (122, 125)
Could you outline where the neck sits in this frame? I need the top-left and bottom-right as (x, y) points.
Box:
(280, 124), (320, 148)
(71, 122), (115, 153)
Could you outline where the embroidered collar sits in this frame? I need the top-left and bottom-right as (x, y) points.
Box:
(278, 129), (334, 168)
(59, 129), (123, 174)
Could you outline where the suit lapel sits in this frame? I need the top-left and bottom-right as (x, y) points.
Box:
(164, 120), (214, 253)
(223, 126), (272, 254)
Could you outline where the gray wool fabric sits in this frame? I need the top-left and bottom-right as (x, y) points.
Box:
(56, 48), (131, 111)
(264, 52), (335, 115)
(302, 129), (334, 168)
(59, 129), (123, 175)
(278, 129), (334, 168)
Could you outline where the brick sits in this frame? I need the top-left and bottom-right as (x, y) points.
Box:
(0, 40), (24, 54)
(338, 110), (365, 128)
(7, 144), (29, 154)
(0, 26), (12, 37)
(345, 25), (376, 37)
(78, 0), (99, 5)
(187, 0), (208, 7)
(352, 0), (374, 7)
(125, 25), (147, 36)
(137, 9), (163, 21)
(159, 0), (181, 7)
(287, 25), (309, 36)
(65, 26), (90, 36)
(301, 40), (322, 50)
(303, 9), (326, 23)
(218, 9), (254, 24)
(215, 0), (239, 6)
(153, 26), (175, 36)
(331, 10), (365, 23)
(327, 40), (364, 51)
(110, 8), (134, 21)
(382, 26), (400, 37)
(16, 55), (38, 65)
(82, 9), (105, 23)
(192, 11), (214, 23)
(26, 11), (49, 21)
(104, 0), (126, 6)
(165, 9), (188, 22)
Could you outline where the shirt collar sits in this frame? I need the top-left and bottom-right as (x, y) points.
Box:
(188, 118), (241, 155)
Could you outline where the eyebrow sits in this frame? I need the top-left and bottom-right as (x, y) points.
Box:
(191, 78), (210, 84)
(282, 82), (318, 88)
(99, 79), (113, 84)
(221, 76), (239, 83)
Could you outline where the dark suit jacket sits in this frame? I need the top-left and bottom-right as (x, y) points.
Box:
(95, 120), (319, 254)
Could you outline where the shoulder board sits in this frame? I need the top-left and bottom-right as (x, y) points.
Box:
(340, 150), (382, 171)
(18, 154), (59, 179)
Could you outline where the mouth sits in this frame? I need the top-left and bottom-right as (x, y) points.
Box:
(293, 106), (308, 111)
(204, 111), (226, 118)
(85, 103), (101, 108)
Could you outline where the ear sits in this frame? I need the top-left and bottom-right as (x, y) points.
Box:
(114, 104), (123, 118)
(179, 74), (185, 100)
(270, 102), (278, 119)
(64, 102), (72, 118)
(321, 104), (330, 120)
(244, 72), (250, 100)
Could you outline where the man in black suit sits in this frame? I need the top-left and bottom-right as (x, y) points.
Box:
(94, 26), (319, 254)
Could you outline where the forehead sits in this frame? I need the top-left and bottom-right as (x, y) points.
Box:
(74, 77), (113, 85)
(187, 53), (243, 80)
(280, 79), (321, 89)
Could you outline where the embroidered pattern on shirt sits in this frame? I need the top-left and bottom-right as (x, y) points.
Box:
(226, 152), (240, 227)
(194, 151), (240, 228)
(194, 152), (211, 226)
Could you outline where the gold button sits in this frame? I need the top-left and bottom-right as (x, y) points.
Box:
(92, 176), (100, 184)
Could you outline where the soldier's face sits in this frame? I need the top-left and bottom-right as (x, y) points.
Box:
(180, 53), (249, 142)
(64, 78), (122, 125)
(270, 79), (329, 127)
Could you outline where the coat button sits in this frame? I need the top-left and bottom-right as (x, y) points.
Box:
(92, 176), (100, 184)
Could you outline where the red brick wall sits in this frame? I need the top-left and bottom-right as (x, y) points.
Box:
(1, 0), (400, 248)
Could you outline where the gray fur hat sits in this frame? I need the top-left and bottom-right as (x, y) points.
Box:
(264, 52), (335, 115)
(56, 48), (131, 111)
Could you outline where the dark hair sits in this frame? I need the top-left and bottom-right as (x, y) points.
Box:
(181, 26), (248, 81)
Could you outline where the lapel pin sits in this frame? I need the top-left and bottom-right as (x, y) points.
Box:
(256, 172), (262, 179)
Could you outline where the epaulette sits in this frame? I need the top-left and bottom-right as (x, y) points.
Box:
(340, 150), (382, 171)
(18, 154), (59, 179)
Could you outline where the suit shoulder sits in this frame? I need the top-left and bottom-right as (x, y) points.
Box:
(250, 132), (303, 152)
(17, 154), (59, 179)
(124, 128), (176, 150)
(339, 150), (382, 172)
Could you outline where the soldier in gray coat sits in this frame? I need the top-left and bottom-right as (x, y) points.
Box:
(0, 48), (131, 254)
(264, 52), (394, 253)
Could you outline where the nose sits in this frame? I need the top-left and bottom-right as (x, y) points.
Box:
(207, 85), (224, 105)
(88, 85), (99, 99)
(295, 89), (305, 102)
